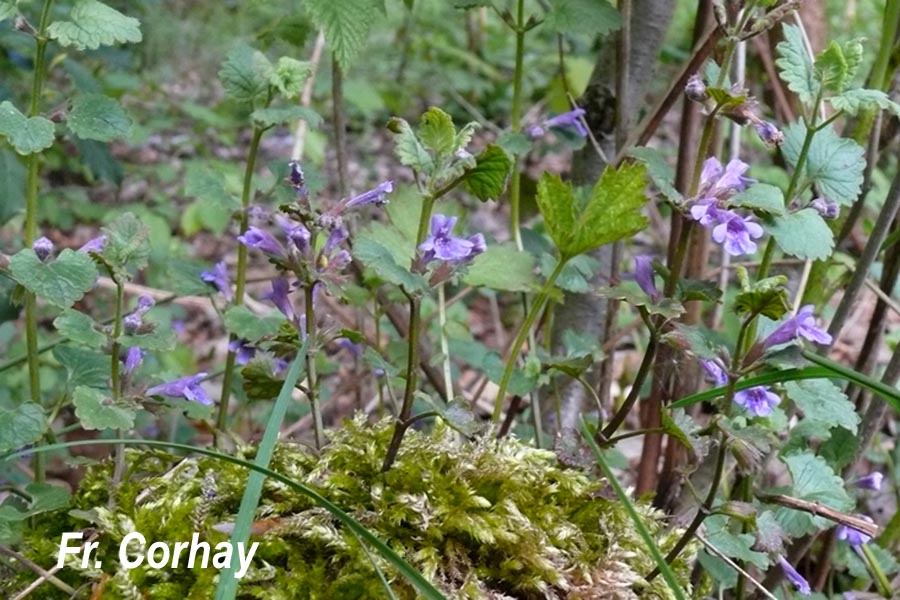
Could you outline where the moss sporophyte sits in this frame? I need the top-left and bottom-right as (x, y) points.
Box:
(3, 418), (696, 599)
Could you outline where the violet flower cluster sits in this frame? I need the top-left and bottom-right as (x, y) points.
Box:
(526, 108), (589, 140)
(762, 305), (832, 349)
(419, 214), (485, 264)
(688, 157), (764, 256)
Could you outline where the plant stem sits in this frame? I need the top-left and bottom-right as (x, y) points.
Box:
(492, 258), (568, 423)
(24, 0), (56, 485)
(437, 284), (453, 398)
(305, 280), (324, 450)
(508, 0), (526, 249)
(381, 194), (436, 472)
(602, 333), (657, 438)
(108, 280), (125, 504)
(332, 57), (349, 198)
(215, 126), (265, 444)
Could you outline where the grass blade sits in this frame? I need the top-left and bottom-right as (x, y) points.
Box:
(802, 349), (900, 412)
(2, 439), (449, 600)
(669, 366), (834, 409)
(579, 417), (689, 600)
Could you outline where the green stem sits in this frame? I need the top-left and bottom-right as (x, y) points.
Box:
(24, 0), (57, 485)
(508, 0), (526, 249)
(381, 194), (437, 471)
(861, 544), (893, 597)
(109, 280), (125, 504)
(305, 279), (324, 450)
(492, 257), (568, 422)
(216, 126), (265, 443)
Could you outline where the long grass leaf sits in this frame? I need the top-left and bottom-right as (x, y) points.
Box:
(579, 417), (689, 600)
(802, 349), (900, 412)
(669, 366), (833, 409)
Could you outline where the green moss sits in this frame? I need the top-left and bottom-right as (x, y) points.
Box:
(2, 416), (697, 599)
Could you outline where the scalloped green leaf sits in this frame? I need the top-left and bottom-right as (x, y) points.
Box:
(68, 94), (132, 142)
(0, 403), (46, 453)
(766, 208), (834, 260)
(73, 386), (136, 431)
(464, 144), (511, 201)
(53, 309), (106, 348)
(9, 248), (97, 308)
(47, 0), (142, 50)
(0, 101), (55, 156)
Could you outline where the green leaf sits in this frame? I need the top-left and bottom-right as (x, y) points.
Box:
(54, 345), (109, 389)
(733, 267), (790, 319)
(72, 386), (136, 431)
(0, 101), (55, 155)
(0, 403), (46, 453)
(545, 0), (622, 37)
(53, 309), (106, 348)
(389, 117), (433, 174)
(801, 349), (900, 420)
(729, 183), (784, 215)
(627, 147), (682, 204)
(0, 148), (25, 224)
(814, 41), (852, 92)
(767, 209), (834, 260)
(536, 163), (649, 258)
(218, 44), (273, 104)
(828, 88), (900, 118)
(664, 323), (724, 360)
(120, 327), (176, 352)
(464, 144), (511, 201)
(47, 0), (142, 50)
(704, 515), (769, 569)
(9, 248), (97, 308)
(782, 122), (865, 206)
(102, 212), (151, 273)
(463, 243), (536, 292)
(496, 131), (532, 156)
(0, 483), (69, 522)
(0, 2), (17, 21)
(774, 452), (853, 537)
(269, 57), (312, 99)
(241, 357), (284, 401)
(67, 94), (132, 142)
(819, 426), (858, 470)
(785, 379), (859, 434)
(418, 107), (456, 158)
(184, 163), (239, 234)
(304, 0), (381, 70)
(353, 235), (427, 292)
(251, 106), (322, 128)
(775, 24), (818, 106)
(223, 305), (286, 343)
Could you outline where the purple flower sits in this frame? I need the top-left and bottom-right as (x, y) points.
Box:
(854, 472), (883, 491)
(273, 357), (289, 375)
(634, 255), (659, 301)
(78, 235), (106, 254)
(345, 181), (394, 209)
(228, 339), (256, 365)
(754, 121), (784, 146)
(419, 214), (480, 263)
(776, 555), (811, 596)
(325, 249), (352, 272)
(525, 124), (545, 139)
(698, 157), (754, 200)
(275, 215), (311, 252)
(700, 358), (728, 387)
(324, 226), (349, 253)
(123, 295), (154, 333)
(734, 385), (780, 417)
(33, 236), (54, 262)
(123, 347), (145, 374)
(685, 74), (707, 102)
(467, 233), (486, 257)
(237, 227), (286, 258)
(763, 305), (832, 349)
(689, 199), (723, 227)
(837, 518), (874, 547)
(711, 211), (764, 256)
(288, 160), (305, 187)
(137, 296), (154, 312)
(146, 373), (211, 405)
(201, 261), (233, 302)
(337, 337), (362, 356)
(811, 197), (839, 219)
(263, 278), (294, 321)
(544, 108), (588, 137)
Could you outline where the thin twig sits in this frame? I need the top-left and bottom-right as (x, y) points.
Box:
(292, 31), (326, 162)
(757, 494), (880, 537)
(1, 543), (81, 598)
(695, 534), (779, 600)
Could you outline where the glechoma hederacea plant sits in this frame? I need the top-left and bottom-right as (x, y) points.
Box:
(2, 0), (900, 598)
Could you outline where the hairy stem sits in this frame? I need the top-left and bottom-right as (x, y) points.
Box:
(216, 126), (265, 443)
(24, 0), (57, 484)
(108, 281), (126, 503)
(493, 258), (568, 423)
(508, 0), (526, 249)
(305, 280), (324, 450)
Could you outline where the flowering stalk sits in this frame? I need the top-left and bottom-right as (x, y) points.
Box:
(24, 0), (56, 484)
(381, 194), (436, 472)
(216, 125), (266, 442)
(492, 257), (568, 423)
(508, 0), (526, 250)
(108, 278), (126, 502)
(304, 273), (324, 450)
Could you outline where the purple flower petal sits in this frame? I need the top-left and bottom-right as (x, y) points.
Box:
(734, 385), (780, 417)
(201, 261), (233, 302)
(754, 121), (784, 146)
(275, 215), (311, 252)
(634, 255), (659, 301)
(837, 518), (874, 547)
(763, 305), (831, 349)
(123, 347), (145, 374)
(811, 197), (839, 219)
(777, 555), (811, 596)
(854, 472), (883, 491)
(700, 358), (728, 387)
(33, 236), (54, 262)
(711, 211), (763, 256)
(78, 235), (107, 254)
(237, 227), (286, 258)
(345, 181), (394, 209)
(263, 277), (295, 321)
(544, 108), (588, 137)
(147, 373), (211, 405)
(228, 339), (256, 365)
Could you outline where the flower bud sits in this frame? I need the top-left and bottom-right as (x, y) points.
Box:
(685, 74), (708, 103)
(811, 197), (839, 219)
(32, 236), (54, 262)
(754, 120), (784, 146)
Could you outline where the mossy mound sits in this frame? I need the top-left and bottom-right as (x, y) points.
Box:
(3, 417), (696, 598)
